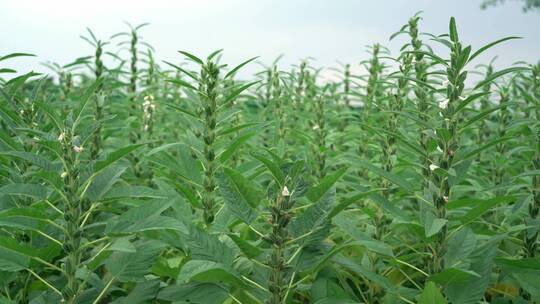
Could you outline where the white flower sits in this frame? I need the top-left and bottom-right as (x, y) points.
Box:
(281, 186), (290, 197)
(443, 196), (449, 203)
(60, 172), (68, 178)
(429, 164), (439, 171)
(438, 99), (449, 109)
(144, 95), (154, 102)
(312, 124), (320, 130)
(73, 146), (84, 153)
(57, 133), (65, 141)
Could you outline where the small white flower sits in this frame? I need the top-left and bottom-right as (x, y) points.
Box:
(443, 196), (449, 203)
(73, 146), (84, 153)
(429, 164), (439, 171)
(312, 124), (320, 130)
(60, 172), (68, 178)
(438, 99), (449, 109)
(57, 133), (65, 141)
(144, 95), (154, 102)
(281, 186), (290, 197)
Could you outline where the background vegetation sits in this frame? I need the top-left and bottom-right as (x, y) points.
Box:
(0, 12), (539, 304)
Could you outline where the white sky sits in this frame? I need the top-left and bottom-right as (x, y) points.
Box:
(1, 0), (539, 80)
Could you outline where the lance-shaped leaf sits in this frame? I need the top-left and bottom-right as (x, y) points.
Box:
(94, 143), (145, 174)
(0, 183), (50, 200)
(0, 236), (32, 271)
(105, 240), (163, 282)
(178, 260), (245, 287)
(305, 167), (347, 202)
(157, 282), (229, 304)
(217, 132), (255, 163)
(418, 282), (447, 304)
(217, 167), (261, 224)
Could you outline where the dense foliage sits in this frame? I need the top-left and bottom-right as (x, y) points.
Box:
(0, 15), (539, 304)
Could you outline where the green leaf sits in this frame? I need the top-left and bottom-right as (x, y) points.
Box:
(0, 151), (58, 171)
(157, 283), (229, 304)
(84, 165), (126, 201)
(418, 282), (447, 304)
(108, 237), (136, 253)
(227, 234), (262, 258)
(458, 104), (505, 132)
(105, 200), (174, 232)
(328, 189), (381, 219)
(454, 91), (490, 114)
(473, 67), (529, 91)
(0, 183), (49, 200)
(107, 215), (187, 235)
(94, 143), (145, 174)
(73, 79), (103, 130)
(495, 257), (540, 273)
(306, 167), (347, 202)
(468, 36), (522, 63)
(106, 240), (163, 282)
(0, 207), (56, 232)
(162, 60), (198, 81)
(355, 160), (414, 192)
(334, 256), (397, 293)
(333, 212), (394, 257)
(182, 223), (236, 266)
(429, 268), (480, 285)
(178, 260), (243, 287)
(291, 187), (336, 243)
(217, 132), (255, 163)
(251, 152), (285, 187)
(225, 56), (259, 79)
(457, 196), (516, 224)
(217, 122), (262, 137)
(424, 216), (447, 238)
(166, 78), (198, 91)
(446, 244), (497, 304)
(0, 236), (32, 271)
(102, 185), (166, 200)
(178, 51), (204, 65)
(222, 81), (260, 106)
(449, 17), (458, 43)
(116, 279), (161, 304)
(217, 168), (261, 224)
(0, 53), (36, 62)
(445, 228), (476, 268)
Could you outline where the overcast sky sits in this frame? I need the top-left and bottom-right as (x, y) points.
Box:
(1, 0), (539, 80)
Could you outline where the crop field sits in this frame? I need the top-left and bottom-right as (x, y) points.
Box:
(0, 12), (539, 304)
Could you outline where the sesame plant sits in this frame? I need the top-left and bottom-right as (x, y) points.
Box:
(1, 13), (540, 304)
